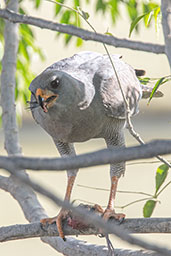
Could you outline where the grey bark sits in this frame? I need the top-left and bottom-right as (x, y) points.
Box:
(0, 140), (171, 172)
(0, 8), (165, 54)
(2, 167), (171, 256)
(1, 217), (171, 243)
(161, 0), (171, 68)
(0, 0), (21, 155)
(0, 176), (166, 256)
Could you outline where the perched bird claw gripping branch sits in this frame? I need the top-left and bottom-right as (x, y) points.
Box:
(29, 51), (163, 241)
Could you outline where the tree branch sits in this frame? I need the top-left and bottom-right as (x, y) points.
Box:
(0, 140), (171, 172)
(1, 177), (160, 256)
(161, 0), (171, 68)
(0, 3), (21, 155)
(0, 175), (9, 191)
(41, 237), (162, 256)
(0, 8), (165, 54)
(1, 217), (171, 243)
(3, 166), (171, 256)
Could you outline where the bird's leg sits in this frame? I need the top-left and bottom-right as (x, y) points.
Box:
(103, 129), (126, 222)
(94, 176), (125, 222)
(103, 175), (125, 221)
(41, 141), (78, 241)
(40, 175), (76, 240)
(56, 175), (76, 240)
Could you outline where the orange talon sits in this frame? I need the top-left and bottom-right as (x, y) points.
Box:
(40, 216), (57, 225)
(56, 210), (69, 241)
(40, 176), (76, 241)
(103, 209), (125, 221)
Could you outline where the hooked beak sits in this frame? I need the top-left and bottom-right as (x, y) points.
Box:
(35, 88), (58, 113)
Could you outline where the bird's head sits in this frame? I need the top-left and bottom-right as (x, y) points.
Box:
(29, 69), (85, 114)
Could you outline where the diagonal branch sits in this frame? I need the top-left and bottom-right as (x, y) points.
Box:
(0, 140), (171, 172)
(3, 166), (171, 256)
(1, 174), (163, 256)
(0, 8), (165, 54)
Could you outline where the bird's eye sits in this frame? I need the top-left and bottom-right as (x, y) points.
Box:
(50, 78), (60, 89)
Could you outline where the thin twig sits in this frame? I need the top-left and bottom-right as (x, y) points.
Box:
(156, 180), (171, 197)
(119, 197), (156, 210)
(127, 160), (171, 166)
(77, 184), (153, 197)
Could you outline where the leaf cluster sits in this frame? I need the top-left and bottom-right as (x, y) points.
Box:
(138, 75), (171, 104)
(143, 164), (170, 217)
(129, 3), (160, 37)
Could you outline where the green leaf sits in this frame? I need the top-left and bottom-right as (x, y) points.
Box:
(96, 0), (107, 14)
(144, 11), (153, 27)
(60, 10), (71, 24)
(147, 77), (165, 104)
(109, 0), (119, 24)
(155, 164), (169, 194)
(0, 41), (3, 60)
(76, 37), (83, 47)
(142, 2), (159, 14)
(154, 7), (160, 23)
(20, 23), (34, 38)
(64, 34), (72, 45)
(129, 13), (148, 37)
(19, 6), (26, 15)
(81, 10), (90, 20)
(143, 200), (156, 217)
(74, 0), (80, 7)
(138, 77), (151, 85)
(154, 7), (161, 32)
(105, 31), (114, 36)
(0, 18), (5, 35)
(18, 39), (30, 62)
(55, 0), (65, 16)
(127, 0), (138, 23)
(35, 0), (42, 9)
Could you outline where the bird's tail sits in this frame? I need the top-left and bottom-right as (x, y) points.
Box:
(135, 69), (146, 77)
(141, 84), (164, 99)
(135, 69), (164, 99)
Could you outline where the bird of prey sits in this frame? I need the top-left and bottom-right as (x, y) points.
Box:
(29, 51), (162, 240)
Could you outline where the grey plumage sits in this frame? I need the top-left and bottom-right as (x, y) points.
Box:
(29, 52), (142, 144)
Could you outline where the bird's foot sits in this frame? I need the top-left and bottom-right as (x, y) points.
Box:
(93, 204), (125, 222)
(103, 208), (125, 223)
(40, 216), (57, 225)
(40, 209), (69, 241)
(93, 204), (125, 237)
